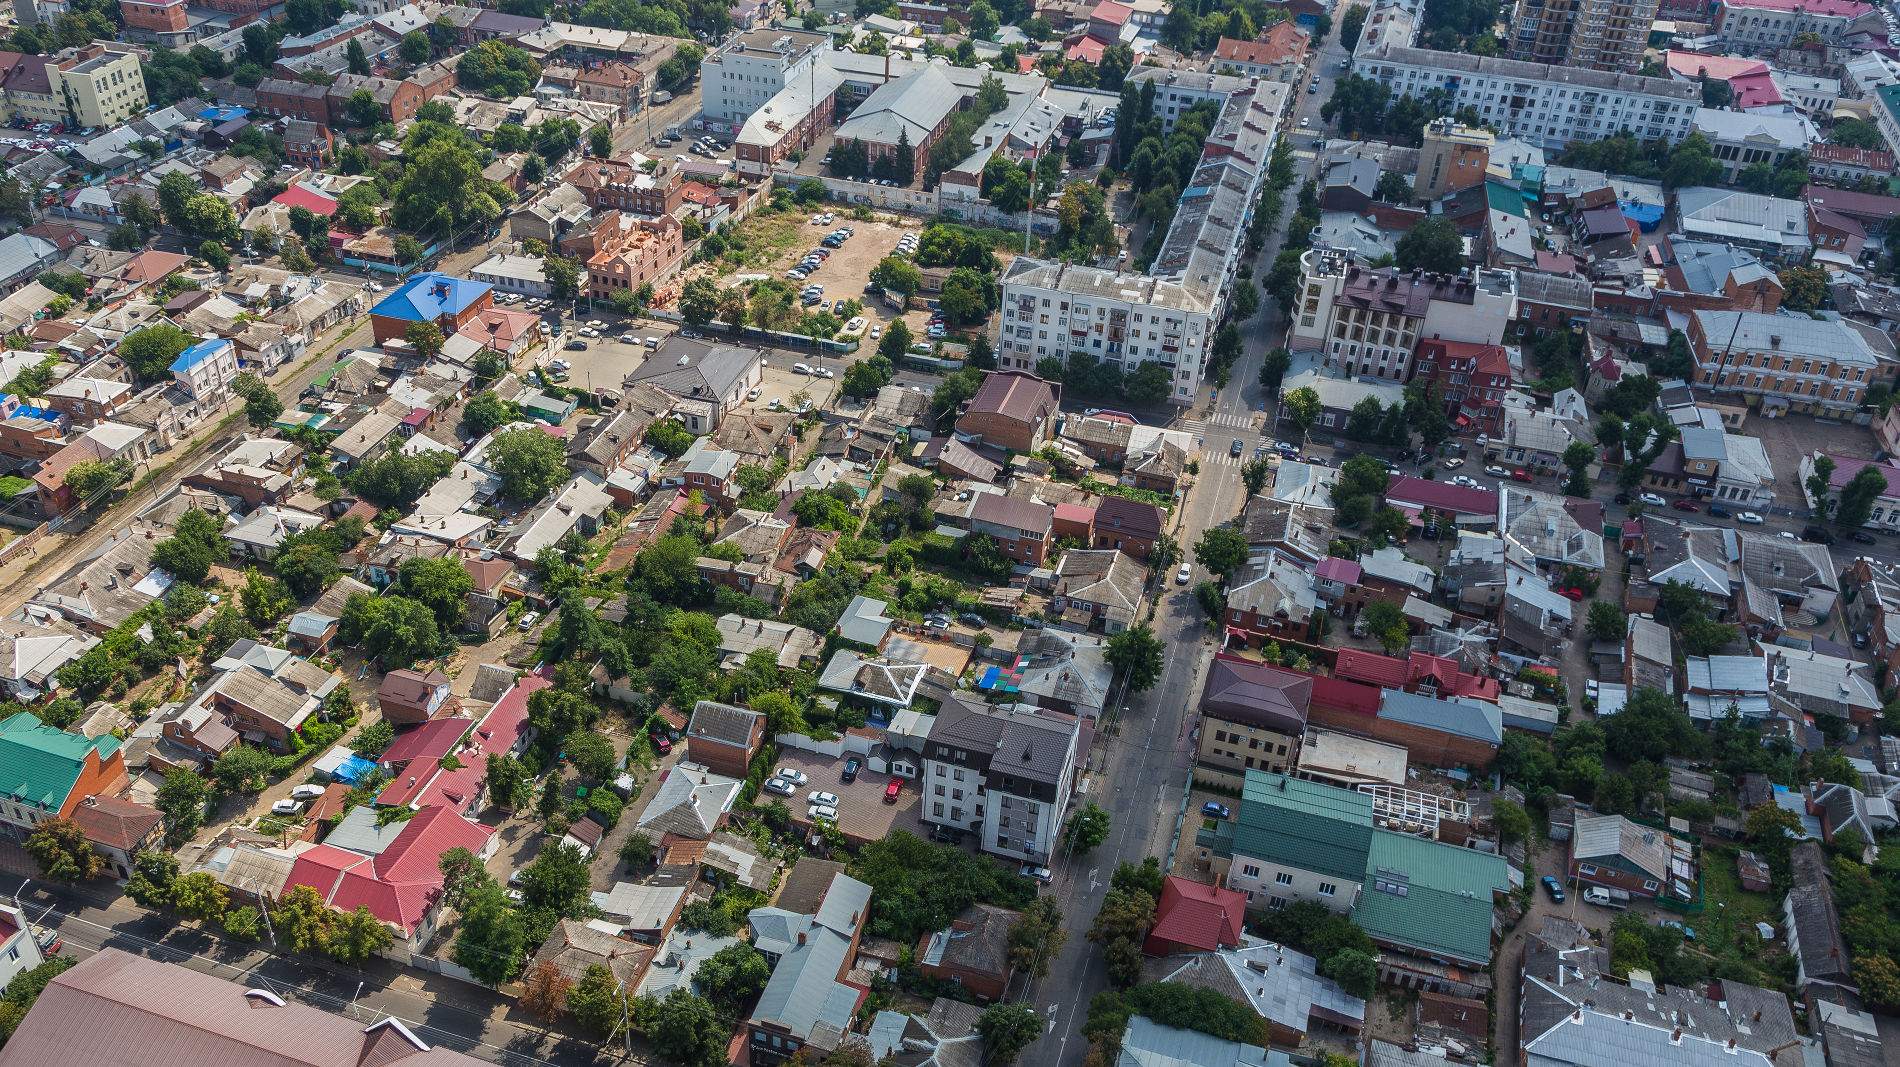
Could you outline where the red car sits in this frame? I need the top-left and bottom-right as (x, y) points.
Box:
(1510, 469), (1533, 483)
(884, 777), (902, 803)
(1558, 587), (1585, 601)
(1670, 499), (1699, 511)
(650, 733), (671, 754)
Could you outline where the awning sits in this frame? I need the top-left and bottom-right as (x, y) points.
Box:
(1453, 414), (1471, 428)
(1395, 504), (1424, 526)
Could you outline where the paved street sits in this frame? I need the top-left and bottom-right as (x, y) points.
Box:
(1014, 37), (1346, 1066)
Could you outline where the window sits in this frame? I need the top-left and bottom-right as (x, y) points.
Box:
(1268, 896), (1288, 909)
(1242, 864), (1260, 877)
(1579, 863), (1598, 876)
(1318, 882), (1337, 896)
(996, 835), (1010, 848)
(1275, 871), (1294, 886)
(1643, 879), (1659, 892)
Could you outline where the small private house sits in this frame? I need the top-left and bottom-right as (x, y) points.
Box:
(282, 805), (496, 953)
(375, 668), (454, 725)
(367, 272), (495, 345)
(1568, 813), (1698, 903)
(915, 902), (1018, 1002)
(0, 711), (129, 837)
(683, 699), (766, 779)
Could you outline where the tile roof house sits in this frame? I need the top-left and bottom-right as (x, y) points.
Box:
(916, 902), (1019, 1001)
(1091, 495), (1164, 559)
(0, 947), (489, 1067)
(67, 794), (162, 880)
(0, 623), (96, 701)
(955, 370), (1059, 453)
(970, 492), (1055, 567)
(527, 918), (654, 989)
(684, 699), (766, 779)
(375, 668), (454, 725)
(1196, 655), (1312, 783)
(1784, 840), (1854, 996)
(1052, 548), (1148, 632)
(1143, 876), (1247, 957)
(284, 805), (495, 948)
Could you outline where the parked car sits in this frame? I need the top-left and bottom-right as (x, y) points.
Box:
(809, 790), (840, 807)
(1541, 876), (1566, 903)
(1510, 469), (1533, 482)
(1707, 504), (1732, 518)
(1484, 465), (1508, 477)
(1801, 525), (1836, 545)
(270, 798), (304, 815)
(1738, 511), (1765, 524)
(1670, 499), (1699, 511)
(1852, 531), (1878, 544)
(1176, 562), (1192, 584)
(808, 804), (839, 822)
(1639, 493), (1667, 506)
(1020, 864), (1053, 884)
(885, 778), (903, 802)
(289, 784), (326, 800)
(1201, 801), (1231, 819)
(34, 929), (58, 955)
(763, 777), (795, 796)
(1659, 920), (1697, 941)
(564, 340), (587, 350)
(650, 733), (671, 754)
(1441, 457), (1463, 469)
(842, 757), (860, 782)
(518, 611), (541, 631)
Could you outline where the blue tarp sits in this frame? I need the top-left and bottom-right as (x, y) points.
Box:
(331, 755), (378, 783)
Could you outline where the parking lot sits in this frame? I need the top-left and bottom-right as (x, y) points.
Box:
(544, 322), (671, 394)
(767, 749), (928, 845)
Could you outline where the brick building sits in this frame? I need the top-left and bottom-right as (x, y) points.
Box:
(684, 699), (765, 779)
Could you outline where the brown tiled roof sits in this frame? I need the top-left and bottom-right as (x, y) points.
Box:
(965, 370), (1056, 424)
(67, 795), (162, 852)
(1092, 495), (1163, 540)
(376, 668), (448, 708)
(970, 492), (1052, 534)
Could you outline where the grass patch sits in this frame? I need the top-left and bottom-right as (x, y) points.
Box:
(720, 210), (807, 270)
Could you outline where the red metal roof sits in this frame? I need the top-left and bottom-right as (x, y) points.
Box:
(1310, 674), (1380, 717)
(1146, 876), (1247, 953)
(1384, 475), (1498, 516)
(1334, 649), (1409, 688)
(1314, 557), (1362, 584)
(1407, 653), (1501, 701)
(286, 806), (492, 934)
(377, 716), (472, 767)
(271, 185), (338, 216)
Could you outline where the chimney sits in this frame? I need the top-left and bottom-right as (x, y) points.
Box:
(798, 930), (807, 945)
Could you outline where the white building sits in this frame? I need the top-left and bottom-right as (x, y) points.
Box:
(995, 81), (1285, 403)
(698, 27), (830, 126)
(1714, 0), (1879, 53)
(1691, 107), (1817, 182)
(468, 253), (553, 299)
(919, 696), (1079, 864)
(1123, 68), (1254, 133)
(1771, 71), (1840, 120)
(169, 337), (239, 405)
(1352, 44), (1699, 150)
(1287, 248), (1518, 376)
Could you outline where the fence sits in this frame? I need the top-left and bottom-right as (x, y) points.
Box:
(0, 520), (50, 563)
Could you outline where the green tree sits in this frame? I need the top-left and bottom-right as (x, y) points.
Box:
(1282, 385), (1321, 431)
(487, 426), (571, 501)
(879, 319), (914, 362)
(643, 989), (729, 1067)
(211, 744), (275, 794)
(405, 320), (446, 359)
(1193, 527), (1248, 582)
(125, 850), (180, 907)
(1066, 801), (1111, 853)
(1105, 623), (1165, 691)
(1779, 264), (1830, 312)
(323, 904), (395, 965)
(24, 817), (104, 881)
(978, 1002), (1042, 1066)
(273, 884), (336, 953)
(463, 391), (514, 437)
(1492, 798), (1531, 843)
(1585, 601), (1627, 641)
(696, 942), (771, 1013)
(400, 29), (432, 64)
(169, 870), (229, 923)
(397, 555), (473, 630)
(1087, 887), (1155, 987)
(567, 963), (633, 1036)
(1395, 216), (1465, 274)
(1005, 896), (1069, 980)
(454, 881), (528, 985)
(1361, 600), (1410, 653)
(1836, 463), (1888, 530)
(485, 752), (530, 810)
(119, 323), (194, 382)
(1604, 687), (1703, 763)
(1321, 949), (1378, 1000)
(1562, 441), (1595, 497)
(151, 509), (227, 584)
(154, 766), (210, 844)
(1807, 453), (1837, 519)
(339, 593), (443, 670)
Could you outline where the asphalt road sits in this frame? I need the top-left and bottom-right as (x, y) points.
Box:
(1013, 40), (1345, 1067)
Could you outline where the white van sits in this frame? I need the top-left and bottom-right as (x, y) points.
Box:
(644, 336), (660, 349)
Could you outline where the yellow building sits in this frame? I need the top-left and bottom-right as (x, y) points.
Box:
(2, 43), (146, 128)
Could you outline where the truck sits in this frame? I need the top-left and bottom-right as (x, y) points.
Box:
(664, 123), (683, 139)
(652, 89), (674, 104)
(1581, 886), (1630, 909)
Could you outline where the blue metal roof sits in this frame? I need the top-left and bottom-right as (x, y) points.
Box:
(170, 338), (231, 373)
(371, 271), (493, 324)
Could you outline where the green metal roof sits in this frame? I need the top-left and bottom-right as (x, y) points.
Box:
(0, 712), (118, 810)
(1230, 772), (1374, 883)
(1351, 831), (1511, 966)
(1486, 181), (1528, 219)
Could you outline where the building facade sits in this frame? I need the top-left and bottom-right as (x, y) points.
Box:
(1288, 249), (1518, 379)
(1687, 309), (1883, 417)
(919, 697), (1080, 863)
(1508, 0), (1662, 72)
(698, 26), (829, 124)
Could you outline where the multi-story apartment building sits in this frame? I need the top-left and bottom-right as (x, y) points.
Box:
(997, 81), (1286, 402)
(919, 696), (1080, 864)
(1414, 119), (1492, 201)
(698, 27), (829, 125)
(1692, 107), (1815, 182)
(1287, 249), (1517, 380)
(1714, 0), (1876, 54)
(565, 157), (686, 217)
(1508, 0), (1661, 73)
(1212, 24), (1311, 84)
(1410, 338), (1512, 437)
(1353, 44), (1699, 150)
(0, 43), (147, 127)
(1687, 308), (1887, 418)
(1123, 68), (1253, 132)
(581, 213), (686, 302)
